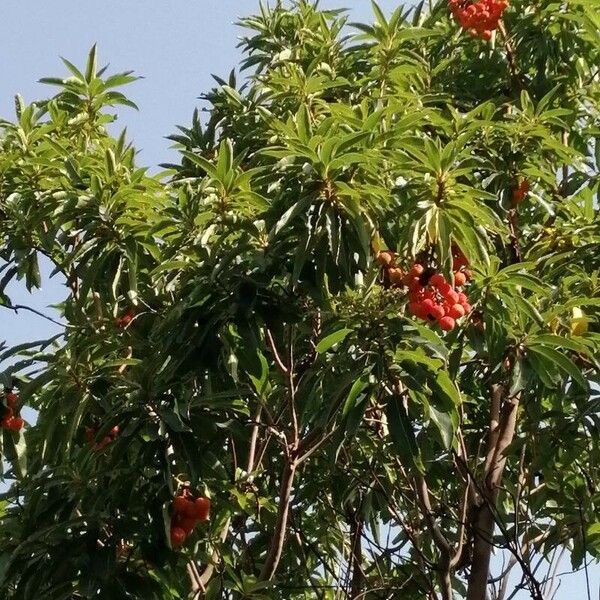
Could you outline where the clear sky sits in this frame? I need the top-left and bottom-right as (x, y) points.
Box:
(0, 2), (597, 597)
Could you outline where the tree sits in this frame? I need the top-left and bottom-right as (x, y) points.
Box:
(0, 0), (599, 598)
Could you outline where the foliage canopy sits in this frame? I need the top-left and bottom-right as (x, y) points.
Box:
(1, 1), (600, 598)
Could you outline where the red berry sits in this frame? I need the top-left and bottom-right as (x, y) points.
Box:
(429, 273), (446, 288)
(5, 392), (18, 408)
(408, 302), (421, 315)
(115, 312), (134, 328)
(462, 303), (473, 314)
(443, 289), (460, 305)
(12, 417), (24, 430)
(172, 496), (190, 515)
(85, 426), (96, 444)
(421, 299), (436, 314)
(439, 316), (456, 331)
(481, 30), (492, 40)
(410, 302), (428, 320)
(449, 304), (466, 319)
(194, 497), (211, 522)
(458, 292), (468, 304)
(93, 436), (111, 451)
(454, 272), (467, 287)
(438, 282), (452, 296)
(177, 516), (198, 535)
(170, 527), (187, 548)
(430, 303), (446, 321)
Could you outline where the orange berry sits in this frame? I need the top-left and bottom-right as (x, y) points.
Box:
(388, 267), (404, 286)
(454, 272), (467, 287)
(376, 251), (395, 267)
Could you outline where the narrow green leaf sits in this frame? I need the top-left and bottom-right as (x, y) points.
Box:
(316, 328), (352, 354)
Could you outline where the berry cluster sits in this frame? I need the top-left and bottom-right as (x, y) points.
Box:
(449, 0), (509, 40)
(170, 490), (211, 548)
(376, 247), (472, 332)
(407, 264), (472, 332)
(85, 424), (120, 451)
(2, 391), (24, 431)
(512, 179), (530, 205)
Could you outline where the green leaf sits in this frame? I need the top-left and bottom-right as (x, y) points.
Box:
(428, 404), (456, 450)
(386, 396), (423, 472)
(342, 376), (369, 417)
(85, 44), (98, 82)
(527, 344), (588, 390)
(316, 328), (352, 354)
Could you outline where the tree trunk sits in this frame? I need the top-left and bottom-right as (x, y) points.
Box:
(466, 503), (496, 600)
(466, 389), (520, 600)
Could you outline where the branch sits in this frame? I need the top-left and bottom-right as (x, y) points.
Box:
(266, 328), (288, 375)
(415, 476), (454, 600)
(259, 459), (298, 581)
(349, 512), (365, 599)
(3, 303), (64, 327)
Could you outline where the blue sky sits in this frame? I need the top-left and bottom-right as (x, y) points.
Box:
(0, 1), (597, 597)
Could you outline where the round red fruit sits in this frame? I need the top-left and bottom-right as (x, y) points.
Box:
(462, 303), (472, 314)
(170, 527), (186, 548)
(449, 304), (466, 319)
(421, 298), (436, 313)
(11, 417), (24, 431)
(443, 289), (460, 305)
(408, 302), (421, 315)
(177, 516), (198, 535)
(410, 302), (428, 320)
(439, 316), (456, 331)
(431, 303), (446, 320)
(115, 312), (134, 328)
(454, 272), (467, 287)
(172, 496), (190, 515)
(194, 497), (211, 522)
(5, 392), (18, 408)
(429, 273), (446, 288)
